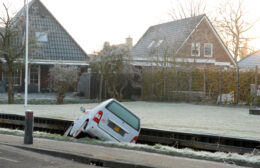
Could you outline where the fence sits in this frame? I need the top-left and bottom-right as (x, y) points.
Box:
(83, 65), (260, 105)
(141, 65), (260, 104)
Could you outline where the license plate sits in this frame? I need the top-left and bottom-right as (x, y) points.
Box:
(114, 126), (120, 132)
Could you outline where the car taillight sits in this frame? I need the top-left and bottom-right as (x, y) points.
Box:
(93, 110), (103, 123)
(130, 136), (138, 143)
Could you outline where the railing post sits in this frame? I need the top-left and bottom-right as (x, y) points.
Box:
(24, 110), (34, 144)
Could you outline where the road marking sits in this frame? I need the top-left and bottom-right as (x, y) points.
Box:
(0, 157), (19, 163)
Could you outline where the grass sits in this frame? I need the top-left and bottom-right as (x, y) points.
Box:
(1, 128), (259, 167)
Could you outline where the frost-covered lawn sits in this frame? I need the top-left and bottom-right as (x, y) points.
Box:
(0, 101), (259, 140)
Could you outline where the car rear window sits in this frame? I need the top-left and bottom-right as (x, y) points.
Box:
(106, 101), (140, 130)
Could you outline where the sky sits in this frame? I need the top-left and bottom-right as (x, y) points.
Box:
(1, 0), (260, 54)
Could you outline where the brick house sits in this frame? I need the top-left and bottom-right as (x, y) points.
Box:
(130, 15), (236, 67)
(0, 0), (89, 93)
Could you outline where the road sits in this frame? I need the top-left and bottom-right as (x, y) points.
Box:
(0, 144), (97, 168)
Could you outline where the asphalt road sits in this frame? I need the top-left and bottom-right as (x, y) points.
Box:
(0, 144), (97, 168)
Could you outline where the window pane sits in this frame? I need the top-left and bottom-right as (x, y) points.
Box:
(35, 32), (48, 42)
(30, 66), (38, 85)
(106, 101), (140, 130)
(191, 43), (200, 56)
(204, 43), (212, 56)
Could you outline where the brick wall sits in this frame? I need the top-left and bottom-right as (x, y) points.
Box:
(176, 18), (233, 64)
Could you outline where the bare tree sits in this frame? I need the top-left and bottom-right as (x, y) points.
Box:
(49, 65), (79, 104)
(90, 42), (110, 101)
(0, 3), (24, 104)
(168, 0), (206, 21)
(213, 0), (259, 62)
(92, 42), (136, 101)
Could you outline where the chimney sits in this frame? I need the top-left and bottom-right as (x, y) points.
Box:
(126, 36), (133, 49)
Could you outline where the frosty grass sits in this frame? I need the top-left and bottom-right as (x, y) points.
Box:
(0, 101), (260, 165)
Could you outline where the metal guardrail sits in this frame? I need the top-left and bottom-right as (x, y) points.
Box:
(0, 113), (259, 154)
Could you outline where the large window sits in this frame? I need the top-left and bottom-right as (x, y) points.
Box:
(191, 42), (200, 56)
(204, 43), (213, 57)
(106, 101), (140, 130)
(35, 32), (48, 42)
(30, 66), (39, 85)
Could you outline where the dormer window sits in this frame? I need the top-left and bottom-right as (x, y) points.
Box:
(204, 43), (213, 57)
(155, 40), (163, 47)
(191, 42), (200, 56)
(147, 40), (155, 48)
(35, 32), (48, 42)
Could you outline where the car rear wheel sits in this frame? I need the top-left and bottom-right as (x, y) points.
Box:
(73, 120), (88, 138)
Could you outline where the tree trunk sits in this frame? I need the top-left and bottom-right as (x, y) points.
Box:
(7, 70), (14, 104)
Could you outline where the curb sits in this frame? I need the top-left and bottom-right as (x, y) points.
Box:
(4, 143), (156, 168)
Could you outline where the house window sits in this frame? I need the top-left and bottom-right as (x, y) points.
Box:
(147, 40), (155, 48)
(13, 69), (21, 86)
(204, 43), (213, 57)
(191, 43), (200, 56)
(35, 32), (48, 42)
(30, 66), (39, 85)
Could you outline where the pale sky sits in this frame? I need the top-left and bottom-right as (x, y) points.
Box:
(1, 0), (260, 54)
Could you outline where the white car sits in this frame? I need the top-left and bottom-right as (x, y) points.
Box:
(66, 99), (141, 143)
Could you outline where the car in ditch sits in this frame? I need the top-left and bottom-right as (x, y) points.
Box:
(66, 99), (141, 143)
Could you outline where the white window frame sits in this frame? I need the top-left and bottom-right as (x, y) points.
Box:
(30, 66), (39, 85)
(204, 43), (213, 57)
(35, 32), (48, 42)
(191, 42), (200, 57)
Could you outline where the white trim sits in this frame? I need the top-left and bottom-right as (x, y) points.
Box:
(176, 16), (204, 54)
(175, 58), (214, 63)
(204, 17), (237, 66)
(131, 58), (231, 66)
(204, 43), (213, 57)
(30, 61), (89, 66)
(214, 62), (231, 66)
